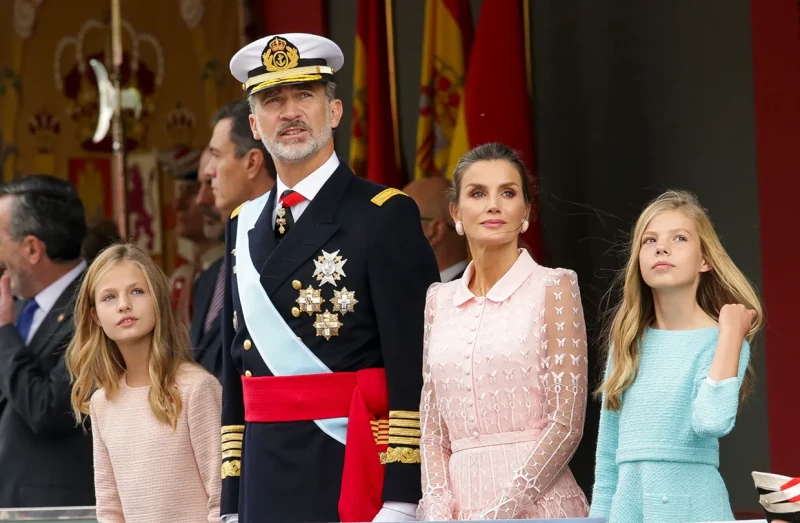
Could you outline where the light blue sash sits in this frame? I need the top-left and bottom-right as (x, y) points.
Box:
(235, 194), (348, 444)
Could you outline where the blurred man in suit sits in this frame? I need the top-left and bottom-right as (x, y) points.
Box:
(0, 175), (92, 508)
(404, 177), (467, 282)
(191, 102), (275, 381)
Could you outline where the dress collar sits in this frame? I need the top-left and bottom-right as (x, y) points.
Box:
(453, 249), (537, 306)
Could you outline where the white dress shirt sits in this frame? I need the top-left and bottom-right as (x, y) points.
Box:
(270, 151), (340, 226)
(440, 260), (468, 283)
(26, 259), (87, 344)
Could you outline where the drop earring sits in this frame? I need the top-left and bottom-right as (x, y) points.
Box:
(455, 220), (464, 236)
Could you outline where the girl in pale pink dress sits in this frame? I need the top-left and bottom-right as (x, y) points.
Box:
(418, 143), (589, 520)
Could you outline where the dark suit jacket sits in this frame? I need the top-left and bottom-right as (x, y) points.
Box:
(0, 271), (93, 508)
(190, 257), (224, 381)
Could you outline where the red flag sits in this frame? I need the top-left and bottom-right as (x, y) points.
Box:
(447, 0), (541, 259)
(349, 0), (401, 188)
(262, 1), (326, 36)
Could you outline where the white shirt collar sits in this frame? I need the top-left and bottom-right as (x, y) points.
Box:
(34, 259), (87, 314)
(275, 151), (340, 203)
(440, 260), (468, 283)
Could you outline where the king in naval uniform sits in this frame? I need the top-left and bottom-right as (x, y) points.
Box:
(219, 33), (440, 523)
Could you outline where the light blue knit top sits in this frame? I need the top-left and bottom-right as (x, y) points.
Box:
(590, 327), (750, 519)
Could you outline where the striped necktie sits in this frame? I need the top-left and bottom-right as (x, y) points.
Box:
(203, 259), (225, 334)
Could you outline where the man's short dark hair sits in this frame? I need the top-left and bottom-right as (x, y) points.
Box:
(212, 101), (276, 179)
(0, 175), (86, 263)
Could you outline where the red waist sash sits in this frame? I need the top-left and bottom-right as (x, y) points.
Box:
(242, 368), (388, 522)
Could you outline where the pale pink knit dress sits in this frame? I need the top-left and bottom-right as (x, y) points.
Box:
(90, 363), (222, 523)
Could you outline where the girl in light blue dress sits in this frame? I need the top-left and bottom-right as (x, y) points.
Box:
(590, 190), (763, 523)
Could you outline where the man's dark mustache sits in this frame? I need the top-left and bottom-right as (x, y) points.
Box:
(275, 121), (311, 137)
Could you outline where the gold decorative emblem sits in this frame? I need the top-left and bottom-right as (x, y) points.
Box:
(332, 288), (358, 315)
(314, 250), (347, 287)
(233, 311), (238, 330)
(313, 311), (342, 340)
(296, 285), (324, 315)
(276, 207), (288, 234)
(262, 36), (300, 72)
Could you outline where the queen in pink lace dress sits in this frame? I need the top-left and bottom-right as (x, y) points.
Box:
(418, 143), (589, 520)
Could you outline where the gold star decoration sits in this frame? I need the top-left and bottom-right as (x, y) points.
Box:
(332, 288), (358, 315)
(296, 285), (324, 315)
(313, 311), (343, 340)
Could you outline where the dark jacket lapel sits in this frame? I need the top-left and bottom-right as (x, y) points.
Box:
(259, 164), (353, 296)
(28, 271), (83, 357)
(190, 257), (224, 348)
(248, 186), (279, 274)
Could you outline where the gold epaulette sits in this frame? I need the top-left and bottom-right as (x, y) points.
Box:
(380, 410), (421, 465)
(220, 425), (244, 478)
(371, 188), (407, 207)
(230, 203), (245, 219)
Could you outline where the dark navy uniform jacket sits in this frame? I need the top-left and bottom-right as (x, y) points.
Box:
(219, 160), (440, 522)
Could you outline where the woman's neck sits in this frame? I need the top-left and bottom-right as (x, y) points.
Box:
(117, 336), (152, 388)
(651, 285), (716, 330)
(467, 241), (521, 297)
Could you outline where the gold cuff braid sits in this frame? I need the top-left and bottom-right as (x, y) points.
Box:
(221, 460), (241, 479)
(380, 447), (421, 465)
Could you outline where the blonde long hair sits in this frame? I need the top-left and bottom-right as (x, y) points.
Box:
(598, 190), (763, 411)
(66, 243), (196, 428)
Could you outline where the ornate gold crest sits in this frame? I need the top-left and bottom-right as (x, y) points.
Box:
(262, 37), (300, 72)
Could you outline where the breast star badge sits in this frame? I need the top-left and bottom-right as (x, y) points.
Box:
(313, 250), (347, 286)
(332, 288), (358, 315)
(313, 311), (343, 340)
(296, 285), (324, 315)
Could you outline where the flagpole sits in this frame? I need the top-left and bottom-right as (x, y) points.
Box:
(523, 0), (533, 100)
(385, 0), (402, 175)
(110, 0), (128, 239)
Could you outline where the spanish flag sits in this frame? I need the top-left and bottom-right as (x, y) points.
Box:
(446, 0), (541, 259)
(413, 0), (473, 179)
(349, 0), (402, 188)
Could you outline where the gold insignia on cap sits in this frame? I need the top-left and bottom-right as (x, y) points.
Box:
(263, 37), (300, 72)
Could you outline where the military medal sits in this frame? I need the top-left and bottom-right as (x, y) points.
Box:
(296, 285), (324, 315)
(313, 311), (343, 340)
(314, 250), (347, 286)
(332, 288), (357, 315)
(276, 207), (288, 234)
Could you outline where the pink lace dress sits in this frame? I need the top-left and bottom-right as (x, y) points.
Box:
(418, 250), (589, 520)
